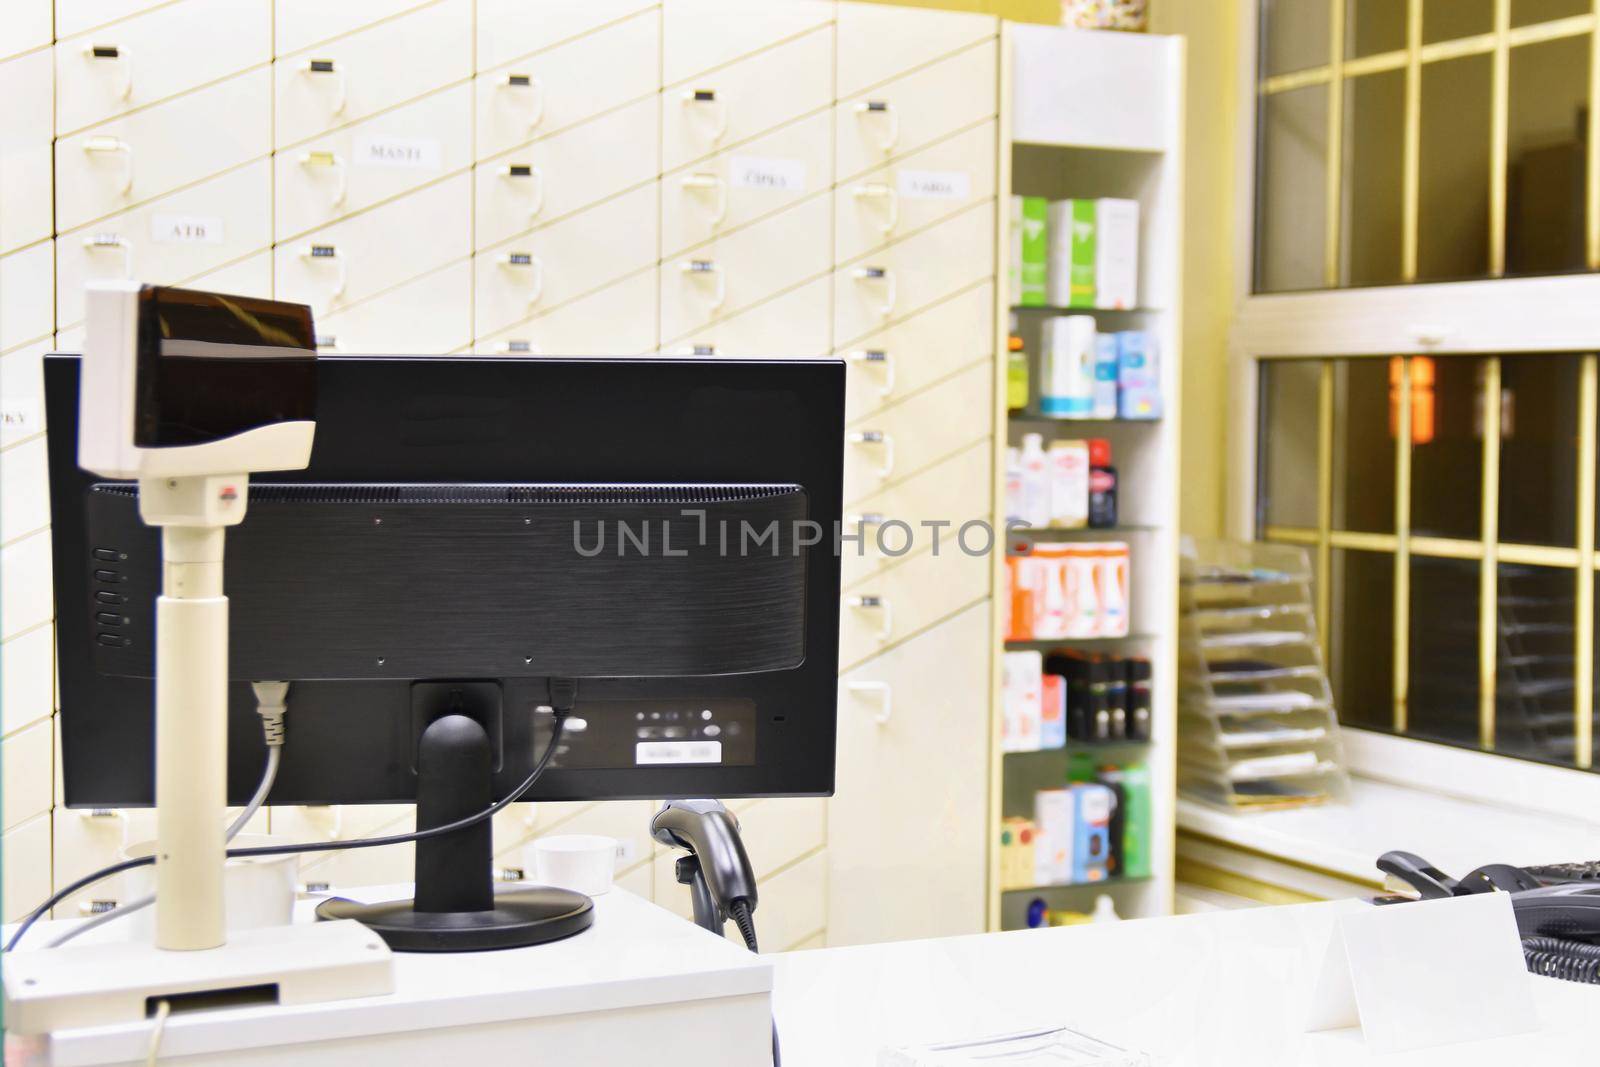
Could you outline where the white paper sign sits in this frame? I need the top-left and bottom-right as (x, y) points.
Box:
(0, 399), (41, 441)
(353, 136), (441, 171)
(1305, 893), (1538, 1055)
(730, 155), (805, 193)
(151, 214), (224, 245)
(897, 169), (970, 201)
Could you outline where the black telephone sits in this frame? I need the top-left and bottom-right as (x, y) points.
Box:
(1377, 850), (1600, 984)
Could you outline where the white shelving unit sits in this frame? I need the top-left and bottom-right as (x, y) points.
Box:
(988, 24), (1184, 929)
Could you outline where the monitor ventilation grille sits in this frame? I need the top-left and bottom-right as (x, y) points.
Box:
(91, 483), (800, 505)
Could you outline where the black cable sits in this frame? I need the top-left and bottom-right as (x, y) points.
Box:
(1523, 936), (1600, 984)
(6, 701), (572, 953)
(726, 898), (780, 1067)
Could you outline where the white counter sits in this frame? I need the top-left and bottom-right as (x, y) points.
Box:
(770, 898), (1599, 1066)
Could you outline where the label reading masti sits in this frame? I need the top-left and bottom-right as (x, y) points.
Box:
(730, 155), (805, 192)
(897, 169), (970, 201)
(151, 214), (224, 245)
(636, 740), (723, 765)
(354, 135), (441, 171)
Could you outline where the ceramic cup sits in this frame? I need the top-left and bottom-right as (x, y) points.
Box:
(119, 833), (299, 940)
(528, 834), (618, 896)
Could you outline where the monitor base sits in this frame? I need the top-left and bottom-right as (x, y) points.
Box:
(316, 887), (594, 952)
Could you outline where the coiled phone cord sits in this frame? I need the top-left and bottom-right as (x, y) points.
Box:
(1523, 936), (1600, 984)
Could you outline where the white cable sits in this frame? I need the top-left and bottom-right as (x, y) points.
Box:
(46, 684), (289, 949)
(146, 999), (171, 1066)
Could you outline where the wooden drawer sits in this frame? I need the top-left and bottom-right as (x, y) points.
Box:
(2, 0), (50, 59)
(830, 600), (989, 946)
(474, 268), (657, 357)
(56, 0), (270, 137)
(275, 0), (470, 150)
(1, 623), (54, 737)
(269, 803), (412, 847)
(838, 529), (990, 672)
(478, 0), (655, 73)
(842, 359), (991, 505)
(1, 531), (52, 642)
(317, 258), (472, 355)
(56, 159), (272, 331)
(0, 436), (48, 544)
(55, 67), (270, 234)
(54, 249), (272, 353)
(276, 0), (419, 57)
(50, 806), (142, 918)
(475, 96), (657, 249)
(0, 241), (54, 352)
(833, 199), (994, 347)
(474, 182), (657, 338)
(839, 280), (992, 425)
(0, 50), (54, 255)
(5, 813), (51, 923)
(660, 274), (829, 358)
(752, 847), (827, 951)
(56, 0), (168, 39)
(475, 7), (659, 161)
(835, 119), (997, 265)
(841, 436), (991, 590)
(0, 341), (47, 449)
(662, 108), (830, 261)
(662, 24), (832, 174)
(274, 82), (471, 242)
(3, 718), (52, 832)
(659, 192), (829, 342)
(276, 171), (469, 318)
(835, 1), (995, 98)
(662, 0), (832, 87)
(835, 40), (997, 184)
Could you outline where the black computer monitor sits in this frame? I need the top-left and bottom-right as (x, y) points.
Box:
(45, 353), (845, 814)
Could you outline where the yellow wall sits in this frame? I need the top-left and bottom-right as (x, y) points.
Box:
(1150, 0), (1242, 539)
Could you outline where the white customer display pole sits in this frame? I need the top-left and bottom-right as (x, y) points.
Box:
(141, 475), (249, 949)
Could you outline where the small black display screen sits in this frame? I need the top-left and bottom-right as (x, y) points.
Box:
(133, 286), (316, 448)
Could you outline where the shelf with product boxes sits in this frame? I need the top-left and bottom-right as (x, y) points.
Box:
(988, 23), (1182, 930)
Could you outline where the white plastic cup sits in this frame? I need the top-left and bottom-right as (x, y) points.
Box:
(528, 834), (618, 897)
(120, 833), (299, 940)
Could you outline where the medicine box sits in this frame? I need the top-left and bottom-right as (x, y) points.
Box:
(1034, 788), (1076, 886)
(1070, 783), (1114, 884)
(1010, 196), (1050, 307)
(1092, 199), (1139, 310)
(1046, 200), (1097, 308)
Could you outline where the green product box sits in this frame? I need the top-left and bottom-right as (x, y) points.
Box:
(1011, 195), (1049, 307)
(1047, 199), (1097, 308)
(1101, 762), (1152, 880)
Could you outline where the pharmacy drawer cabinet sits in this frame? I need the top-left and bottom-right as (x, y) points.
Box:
(0, 49), (54, 255)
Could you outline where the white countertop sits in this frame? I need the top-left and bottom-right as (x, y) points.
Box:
(1177, 777), (1600, 885)
(769, 898), (1599, 1066)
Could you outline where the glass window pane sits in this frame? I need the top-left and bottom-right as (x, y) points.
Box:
(1260, 360), (1324, 529)
(1506, 36), (1590, 277)
(1512, 0), (1591, 27)
(1330, 358), (1397, 533)
(1423, 0), (1494, 44)
(1499, 356), (1581, 546)
(1346, 0), (1407, 58)
(1263, 0), (1332, 77)
(1408, 555), (1481, 747)
(1497, 563), (1577, 765)
(1411, 356), (1485, 540)
(1418, 53), (1493, 282)
(1329, 547), (1395, 729)
(1256, 86), (1330, 292)
(1341, 70), (1406, 286)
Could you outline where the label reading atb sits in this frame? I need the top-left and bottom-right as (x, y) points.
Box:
(151, 214), (224, 245)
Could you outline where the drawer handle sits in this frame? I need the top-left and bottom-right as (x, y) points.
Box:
(303, 804), (344, 839)
(79, 899), (121, 916)
(852, 182), (900, 234)
(83, 136), (134, 195)
(300, 881), (334, 895)
(847, 511), (885, 526)
(300, 243), (348, 306)
(499, 164), (545, 219)
(500, 73), (546, 130)
(82, 233), (134, 279)
(315, 333), (341, 351)
(676, 343), (719, 356)
(851, 266), (897, 318)
(681, 172), (728, 224)
(298, 150), (348, 206)
(680, 88), (729, 143)
(680, 259), (726, 310)
(847, 681), (893, 725)
(498, 252), (545, 305)
(855, 99), (900, 152)
(848, 429), (895, 478)
(496, 339), (540, 355)
(300, 58), (348, 116)
(846, 595), (893, 642)
(847, 348), (895, 396)
(496, 866), (526, 883)
(83, 43), (132, 100)
(78, 807), (126, 823)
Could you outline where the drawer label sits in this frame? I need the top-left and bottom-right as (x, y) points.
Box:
(354, 136), (442, 171)
(897, 169), (970, 201)
(636, 740), (723, 765)
(150, 214), (224, 245)
(730, 155), (805, 193)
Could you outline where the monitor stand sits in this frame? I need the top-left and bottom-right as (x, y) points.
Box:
(316, 714), (594, 952)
